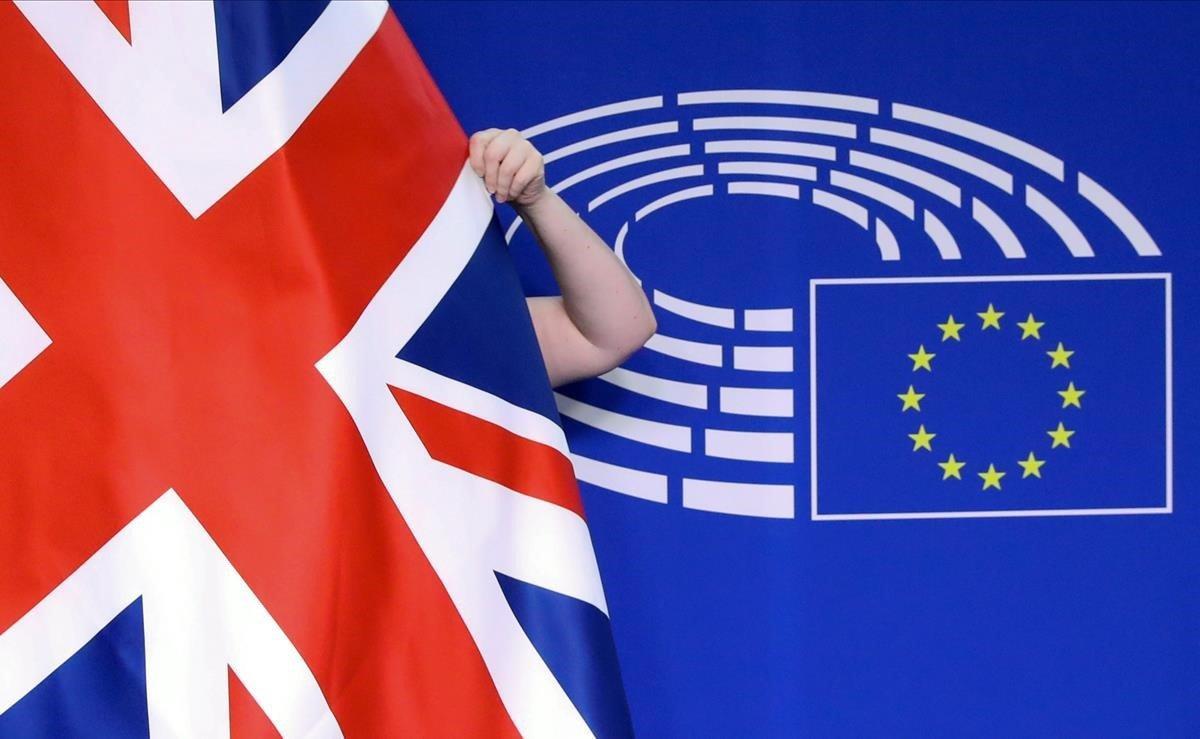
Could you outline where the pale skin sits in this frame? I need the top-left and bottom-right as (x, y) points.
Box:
(468, 128), (657, 388)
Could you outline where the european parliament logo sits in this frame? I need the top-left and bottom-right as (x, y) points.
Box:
(503, 89), (1172, 523)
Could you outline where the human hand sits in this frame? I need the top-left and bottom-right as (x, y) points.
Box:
(468, 128), (547, 207)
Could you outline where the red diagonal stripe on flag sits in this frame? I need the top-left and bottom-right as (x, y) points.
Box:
(391, 385), (586, 519)
(0, 7), (521, 735)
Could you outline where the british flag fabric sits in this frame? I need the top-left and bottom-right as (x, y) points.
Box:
(0, 1), (631, 736)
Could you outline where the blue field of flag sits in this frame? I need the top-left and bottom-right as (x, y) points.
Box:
(811, 274), (1170, 519)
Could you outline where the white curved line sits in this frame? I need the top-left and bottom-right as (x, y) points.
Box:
(744, 308), (793, 332)
(543, 122), (678, 164)
(613, 221), (637, 285)
(812, 188), (869, 230)
(727, 181), (801, 200)
(870, 128), (1014, 194)
(705, 139), (837, 160)
(679, 89), (878, 114)
(645, 332), (723, 367)
(653, 289), (735, 328)
(922, 209), (961, 260)
(874, 217), (900, 261)
(694, 116), (856, 138)
(732, 346), (793, 372)
(1025, 184), (1094, 257)
(1078, 172), (1161, 256)
(831, 170), (915, 219)
(705, 429), (794, 463)
(600, 365), (709, 409)
(719, 386), (794, 417)
(554, 392), (692, 452)
(972, 198), (1026, 258)
(506, 145), (692, 242)
(521, 95), (663, 138)
(556, 144), (691, 192)
(636, 184), (713, 221)
(682, 478), (795, 519)
(570, 453), (668, 504)
(614, 221), (630, 263)
(892, 103), (1065, 180)
(588, 165), (704, 211)
(849, 150), (962, 206)
(718, 161), (817, 180)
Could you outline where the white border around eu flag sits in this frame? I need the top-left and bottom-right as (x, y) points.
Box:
(809, 273), (1172, 521)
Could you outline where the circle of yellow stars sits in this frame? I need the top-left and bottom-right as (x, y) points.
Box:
(897, 304), (1085, 491)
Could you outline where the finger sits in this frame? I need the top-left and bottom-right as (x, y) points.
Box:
(469, 129), (502, 177)
(508, 154), (542, 203)
(483, 129), (518, 194)
(468, 128), (501, 177)
(495, 141), (528, 202)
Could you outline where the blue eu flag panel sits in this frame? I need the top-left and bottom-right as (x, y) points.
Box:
(394, 1), (1197, 736)
(813, 274), (1169, 519)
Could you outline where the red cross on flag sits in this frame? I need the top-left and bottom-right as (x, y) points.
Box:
(0, 2), (631, 737)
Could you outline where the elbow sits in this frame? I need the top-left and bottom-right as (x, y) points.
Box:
(609, 309), (657, 367)
(639, 309), (658, 347)
(631, 288), (657, 347)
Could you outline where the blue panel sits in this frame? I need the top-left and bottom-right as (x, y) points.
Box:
(213, 0), (330, 111)
(393, 2), (1200, 737)
(815, 277), (1167, 515)
(0, 598), (149, 738)
(496, 573), (633, 739)
(398, 217), (560, 422)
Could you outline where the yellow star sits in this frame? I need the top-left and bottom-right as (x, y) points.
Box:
(898, 385), (925, 412)
(1047, 422), (1075, 449)
(978, 464), (1006, 490)
(937, 315), (965, 342)
(1017, 451), (1046, 479)
(908, 345), (936, 372)
(1017, 313), (1045, 340)
(908, 424), (936, 452)
(977, 303), (1004, 330)
(938, 453), (966, 480)
(1058, 381), (1086, 409)
(1047, 342), (1074, 369)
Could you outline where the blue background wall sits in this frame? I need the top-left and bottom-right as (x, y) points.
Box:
(392, 3), (1199, 736)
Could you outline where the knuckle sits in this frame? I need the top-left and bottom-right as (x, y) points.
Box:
(485, 138), (508, 157)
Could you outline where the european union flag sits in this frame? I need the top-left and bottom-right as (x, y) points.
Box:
(811, 274), (1170, 519)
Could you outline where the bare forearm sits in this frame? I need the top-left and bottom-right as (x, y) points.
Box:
(516, 189), (654, 354)
(468, 127), (656, 386)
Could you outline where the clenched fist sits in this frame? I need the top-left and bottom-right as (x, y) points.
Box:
(468, 128), (547, 207)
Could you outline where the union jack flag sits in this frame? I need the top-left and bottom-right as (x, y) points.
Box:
(0, 1), (631, 736)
